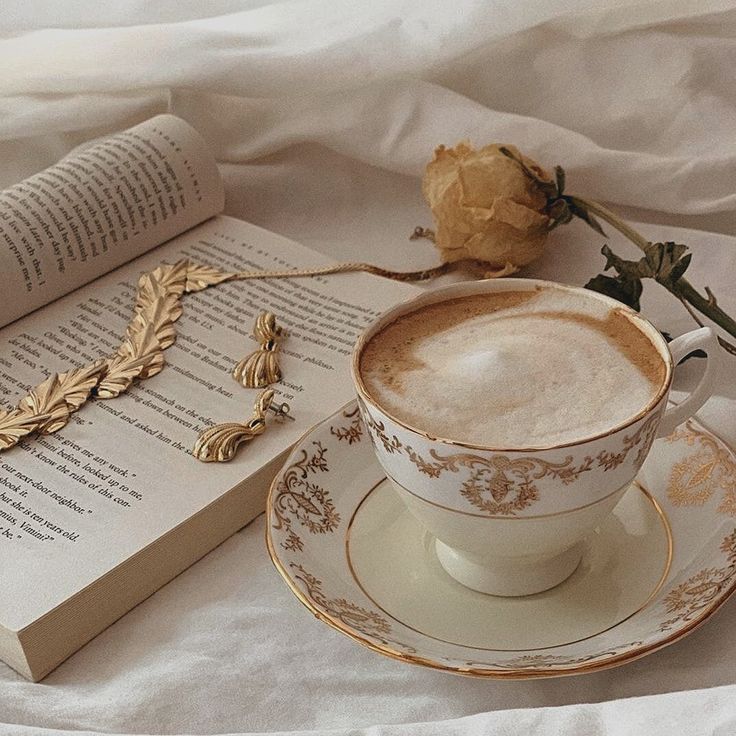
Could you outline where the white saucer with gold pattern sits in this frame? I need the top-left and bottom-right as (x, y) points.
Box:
(266, 401), (736, 678)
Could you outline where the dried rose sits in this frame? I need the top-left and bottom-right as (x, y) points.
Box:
(413, 143), (736, 356)
(421, 142), (552, 275)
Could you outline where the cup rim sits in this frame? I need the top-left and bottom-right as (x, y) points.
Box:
(351, 277), (674, 453)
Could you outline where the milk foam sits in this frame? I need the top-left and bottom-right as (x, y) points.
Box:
(360, 288), (666, 447)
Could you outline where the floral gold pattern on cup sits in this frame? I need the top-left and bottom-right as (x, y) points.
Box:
(362, 409), (660, 516)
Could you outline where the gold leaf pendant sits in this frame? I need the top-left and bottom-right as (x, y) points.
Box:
(0, 259), (200, 451)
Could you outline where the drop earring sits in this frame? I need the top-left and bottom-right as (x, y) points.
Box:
(192, 388), (293, 463)
(232, 311), (283, 388)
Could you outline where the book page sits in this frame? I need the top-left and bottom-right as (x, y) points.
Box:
(0, 115), (224, 329)
(0, 215), (419, 631)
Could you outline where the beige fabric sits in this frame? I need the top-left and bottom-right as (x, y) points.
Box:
(2, 1), (736, 733)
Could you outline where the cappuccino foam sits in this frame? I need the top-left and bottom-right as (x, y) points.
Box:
(360, 287), (666, 447)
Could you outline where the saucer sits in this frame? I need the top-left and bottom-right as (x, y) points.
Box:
(266, 402), (736, 678)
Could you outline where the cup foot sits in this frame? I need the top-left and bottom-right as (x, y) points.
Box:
(435, 539), (583, 597)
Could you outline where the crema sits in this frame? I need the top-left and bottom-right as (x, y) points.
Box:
(359, 287), (667, 447)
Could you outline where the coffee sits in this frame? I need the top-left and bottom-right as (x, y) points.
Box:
(359, 286), (667, 447)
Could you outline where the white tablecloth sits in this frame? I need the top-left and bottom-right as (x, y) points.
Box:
(2, 2), (736, 733)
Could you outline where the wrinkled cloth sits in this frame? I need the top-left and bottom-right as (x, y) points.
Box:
(2, 684), (736, 736)
(2, 1), (736, 734)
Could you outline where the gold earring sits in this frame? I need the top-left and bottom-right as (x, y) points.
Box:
(232, 311), (282, 388)
(192, 388), (293, 463)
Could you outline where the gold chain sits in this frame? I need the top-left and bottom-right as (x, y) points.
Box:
(227, 260), (469, 284)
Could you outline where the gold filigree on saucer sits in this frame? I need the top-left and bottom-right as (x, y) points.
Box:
(330, 406), (363, 445)
(267, 399), (736, 679)
(270, 440), (338, 552)
(659, 529), (736, 631)
(666, 420), (736, 514)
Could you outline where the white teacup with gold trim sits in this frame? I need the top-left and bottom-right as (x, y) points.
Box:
(351, 278), (720, 597)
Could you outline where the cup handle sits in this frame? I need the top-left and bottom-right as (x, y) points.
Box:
(657, 326), (720, 438)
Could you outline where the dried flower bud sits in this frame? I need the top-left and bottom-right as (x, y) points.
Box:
(422, 142), (552, 275)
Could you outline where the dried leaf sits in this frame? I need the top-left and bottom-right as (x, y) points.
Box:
(670, 252), (692, 284)
(601, 244), (653, 281)
(593, 242), (693, 306)
(554, 165), (565, 198)
(585, 273), (643, 311)
(568, 201), (607, 237)
(642, 242), (692, 287)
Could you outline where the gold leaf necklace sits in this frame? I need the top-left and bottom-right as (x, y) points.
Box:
(0, 257), (470, 453)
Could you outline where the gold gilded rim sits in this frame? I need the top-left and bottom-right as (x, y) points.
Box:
(384, 468), (632, 519)
(343, 480), (673, 653)
(265, 408), (736, 679)
(267, 514), (736, 679)
(350, 277), (674, 453)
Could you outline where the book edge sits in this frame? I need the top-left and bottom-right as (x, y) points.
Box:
(7, 448), (290, 681)
(0, 624), (32, 680)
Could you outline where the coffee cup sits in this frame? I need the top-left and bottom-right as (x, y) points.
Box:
(351, 278), (720, 596)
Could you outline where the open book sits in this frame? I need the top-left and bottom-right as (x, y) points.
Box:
(0, 115), (419, 681)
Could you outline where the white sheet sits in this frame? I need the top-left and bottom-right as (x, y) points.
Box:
(2, 1), (736, 733)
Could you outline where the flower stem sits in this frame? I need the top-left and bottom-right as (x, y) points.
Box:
(567, 196), (650, 251)
(569, 195), (736, 342)
(674, 280), (736, 342)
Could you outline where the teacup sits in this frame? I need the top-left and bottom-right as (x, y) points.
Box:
(351, 278), (720, 596)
